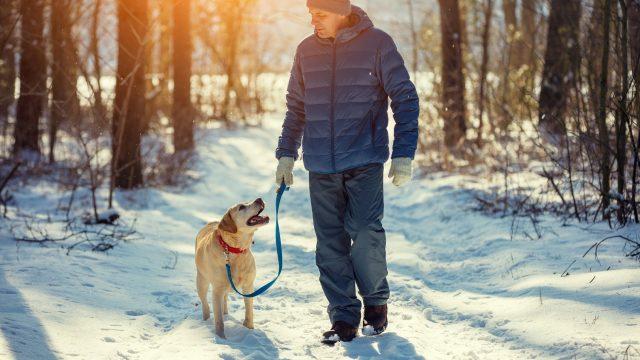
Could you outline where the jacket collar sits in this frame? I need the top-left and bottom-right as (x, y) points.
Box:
(314, 5), (374, 45)
(216, 231), (247, 254)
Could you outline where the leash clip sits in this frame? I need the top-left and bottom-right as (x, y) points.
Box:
(224, 250), (230, 264)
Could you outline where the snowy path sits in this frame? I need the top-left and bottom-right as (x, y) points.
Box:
(1, 122), (639, 359)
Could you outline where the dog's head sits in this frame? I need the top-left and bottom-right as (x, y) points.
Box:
(219, 198), (270, 234)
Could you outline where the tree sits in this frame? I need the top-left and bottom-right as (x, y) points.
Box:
(627, 0), (639, 221)
(172, 0), (193, 152)
(13, 0), (46, 158)
(615, 0), (630, 223)
(476, 0), (494, 147)
(90, 0), (106, 126)
(516, 0), (537, 71)
(406, 0), (419, 78)
(438, 0), (467, 149)
(111, 0), (148, 190)
(159, 0), (172, 103)
(630, 1), (640, 105)
(586, 0), (609, 118)
(538, 0), (581, 141)
(502, 0), (518, 69)
(596, 0), (612, 220)
(0, 0), (17, 137)
(50, 0), (80, 163)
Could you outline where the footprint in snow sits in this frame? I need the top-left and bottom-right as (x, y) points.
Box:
(125, 310), (145, 316)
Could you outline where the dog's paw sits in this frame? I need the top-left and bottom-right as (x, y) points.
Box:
(243, 319), (254, 329)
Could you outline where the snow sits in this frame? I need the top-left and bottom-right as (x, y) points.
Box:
(1, 118), (639, 359)
(325, 334), (340, 342)
(362, 325), (376, 336)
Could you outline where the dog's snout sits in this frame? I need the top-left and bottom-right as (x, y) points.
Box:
(255, 198), (264, 207)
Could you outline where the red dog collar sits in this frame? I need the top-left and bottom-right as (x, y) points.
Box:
(216, 231), (247, 254)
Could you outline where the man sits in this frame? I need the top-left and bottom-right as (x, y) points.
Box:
(275, 0), (419, 344)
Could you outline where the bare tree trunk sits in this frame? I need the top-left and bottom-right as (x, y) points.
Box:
(90, 0), (106, 126)
(538, 0), (581, 142)
(476, 0), (493, 148)
(616, 0), (630, 224)
(406, 0), (418, 78)
(111, 0), (148, 190)
(159, 0), (172, 103)
(438, 0), (467, 149)
(518, 0), (537, 70)
(50, 0), (80, 163)
(221, 3), (238, 124)
(496, 0), (518, 129)
(616, 0), (629, 223)
(172, 0), (193, 152)
(503, 0), (517, 60)
(588, 0), (607, 119)
(0, 0), (16, 138)
(13, 0), (46, 158)
(515, 0), (538, 108)
(597, 0), (612, 220)
(628, 0), (640, 221)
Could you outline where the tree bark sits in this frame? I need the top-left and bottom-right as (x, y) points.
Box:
(0, 0), (16, 134)
(90, 0), (106, 126)
(597, 0), (612, 220)
(496, 0), (518, 129)
(630, 0), (640, 105)
(538, 0), (581, 141)
(587, 0), (609, 118)
(476, 0), (493, 148)
(502, 0), (518, 69)
(627, 0), (640, 221)
(438, 0), (467, 149)
(616, 0), (629, 223)
(515, 0), (537, 70)
(406, 0), (418, 78)
(112, 0), (148, 189)
(13, 0), (46, 158)
(50, 0), (80, 163)
(172, 0), (193, 152)
(159, 0), (172, 101)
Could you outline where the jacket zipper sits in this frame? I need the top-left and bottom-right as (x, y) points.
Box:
(330, 42), (337, 173)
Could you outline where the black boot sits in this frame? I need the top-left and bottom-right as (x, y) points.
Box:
(321, 321), (357, 345)
(363, 304), (388, 335)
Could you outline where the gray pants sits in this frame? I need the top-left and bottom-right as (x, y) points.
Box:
(309, 163), (389, 328)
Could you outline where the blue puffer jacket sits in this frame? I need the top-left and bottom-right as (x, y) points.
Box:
(275, 6), (419, 174)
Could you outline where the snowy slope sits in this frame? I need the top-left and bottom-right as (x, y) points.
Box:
(1, 119), (639, 359)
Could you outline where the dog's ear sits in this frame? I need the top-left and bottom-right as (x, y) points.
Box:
(219, 211), (237, 234)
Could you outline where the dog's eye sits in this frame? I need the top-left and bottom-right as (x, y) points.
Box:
(239, 205), (246, 210)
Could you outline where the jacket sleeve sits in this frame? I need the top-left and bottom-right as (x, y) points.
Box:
(378, 33), (419, 159)
(275, 49), (306, 160)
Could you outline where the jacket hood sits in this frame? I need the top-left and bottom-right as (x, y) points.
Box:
(314, 5), (374, 44)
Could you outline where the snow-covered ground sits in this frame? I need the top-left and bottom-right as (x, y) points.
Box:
(1, 120), (639, 359)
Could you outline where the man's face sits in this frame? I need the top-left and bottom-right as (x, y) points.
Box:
(308, 7), (347, 39)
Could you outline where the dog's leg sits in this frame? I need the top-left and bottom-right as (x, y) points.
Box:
(223, 293), (229, 315)
(242, 285), (254, 329)
(212, 285), (226, 338)
(197, 271), (210, 321)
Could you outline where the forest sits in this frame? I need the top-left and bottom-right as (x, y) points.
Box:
(0, 0), (639, 358)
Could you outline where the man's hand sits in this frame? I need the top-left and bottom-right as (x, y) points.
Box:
(275, 157), (295, 187)
(388, 157), (412, 187)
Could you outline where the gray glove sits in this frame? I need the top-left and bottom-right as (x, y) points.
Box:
(388, 157), (412, 187)
(275, 157), (294, 187)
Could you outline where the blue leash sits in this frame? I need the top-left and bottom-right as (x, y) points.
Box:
(225, 182), (288, 298)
